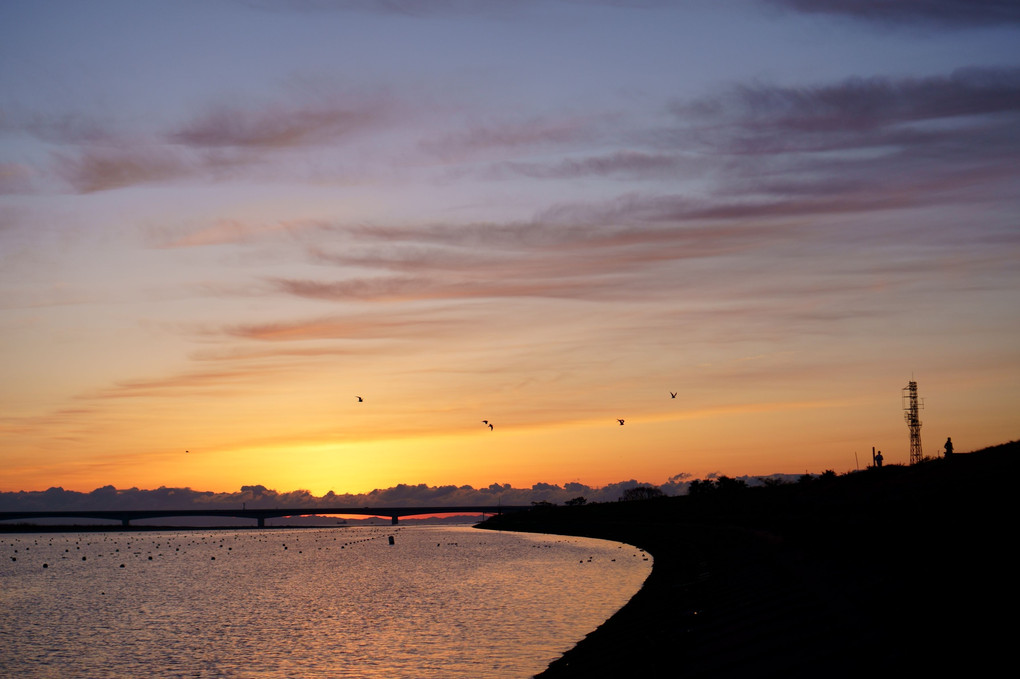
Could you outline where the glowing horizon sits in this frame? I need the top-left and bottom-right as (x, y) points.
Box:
(2, 1), (1018, 496)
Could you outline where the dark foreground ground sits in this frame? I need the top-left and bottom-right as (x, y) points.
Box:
(479, 442), (1019, 678)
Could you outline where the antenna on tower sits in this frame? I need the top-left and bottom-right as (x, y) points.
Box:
(902, 379), (923, 464)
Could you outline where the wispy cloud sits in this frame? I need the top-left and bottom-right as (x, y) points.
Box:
(0, 475), (758, 511)
(169, 98), (388, 150)
(765, 0), (1020, 28)
(674, 67), (1020, 149)
(84, 364), (298, 400)
(486, 150), (686, 180)
(223, 310), (470, 342)
(34, 88), (400, 193)
(660, 67), (1020, 214)
(153, 218), (317, 248)
(53, 145), (197, 193)
(280, 214), (800, 303)
(239, 0), (525, 19)
(0, 162), (37, 194)
(420, 116), (594, 160)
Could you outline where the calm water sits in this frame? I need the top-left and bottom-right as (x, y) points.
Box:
(1, 526), (651, 678)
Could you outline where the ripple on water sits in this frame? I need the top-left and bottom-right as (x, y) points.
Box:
(1, 526), (651, 678)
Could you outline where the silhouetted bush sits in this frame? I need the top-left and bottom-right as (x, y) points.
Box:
(687, 479), (713, 496)
(620, 486), (664, 502)
(714, 475), (747, 493)
(687, 476), (749, 496)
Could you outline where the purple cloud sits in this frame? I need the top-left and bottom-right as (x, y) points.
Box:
(36, 88), (398, 193)
(673, 67), (1020, 151)
(0, 163), (37, 194)
(420, 116), (592, 159)
(170, 100), (385, 149)
(264, 213), (799, 304)
(765, 0), (1020, 27)
(0, 473), (810, 512)
(53, 146), (194, 193)
(488, 150), (685, 180)
(658, 67), (1020, 217)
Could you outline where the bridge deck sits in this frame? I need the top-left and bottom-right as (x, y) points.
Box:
(0, 506), (531, 527)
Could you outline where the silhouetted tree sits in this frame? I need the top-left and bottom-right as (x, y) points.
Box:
(565, 496), (587, 506)
(688, 479), (714, 496)
(714, 476), (747, 493)
(620, 486), (664, 501)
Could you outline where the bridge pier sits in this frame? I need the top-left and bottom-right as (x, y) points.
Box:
(258, 517), (265, 528)
(391, 515), (399, 525)
(122, 518), (130, 527)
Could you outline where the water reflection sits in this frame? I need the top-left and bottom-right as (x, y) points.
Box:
(1, 526), (651, 678)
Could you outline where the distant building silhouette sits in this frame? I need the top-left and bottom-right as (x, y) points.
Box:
(944, 437), (954, 457)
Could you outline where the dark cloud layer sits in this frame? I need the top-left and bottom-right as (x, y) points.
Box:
(674, 67), (1020, 150)
(0, 474), (807, 513)
(767, 0), (1020, 27)
(663, 67), (1020, 215)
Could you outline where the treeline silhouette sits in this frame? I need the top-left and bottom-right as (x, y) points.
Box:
(480, 440), (1019, 678)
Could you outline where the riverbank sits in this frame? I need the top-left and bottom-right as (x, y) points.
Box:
(479, 441), (1019, 677)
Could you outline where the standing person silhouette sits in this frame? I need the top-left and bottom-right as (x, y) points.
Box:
(944, 437), (954, 457)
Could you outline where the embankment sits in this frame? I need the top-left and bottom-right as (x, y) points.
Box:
(479, 441), (1019, 677)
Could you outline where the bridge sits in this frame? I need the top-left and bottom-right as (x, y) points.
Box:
(0, 506), (531, 528)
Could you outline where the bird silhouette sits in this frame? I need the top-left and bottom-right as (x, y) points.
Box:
(482, 420), (488, 425)
(618, 419), (625, 426)
(356, 396), (363, 402)
(488, 423), (493, 430)
(670, 392), (677, 399)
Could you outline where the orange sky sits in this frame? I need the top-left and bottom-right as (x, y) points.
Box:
(2, 2), (1018, 495)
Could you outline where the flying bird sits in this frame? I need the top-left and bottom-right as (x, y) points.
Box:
(488, 423), (493, 431)
(618, 419), (625, 426)
(482, 420), (488, 425)
(670, 392), (677, 399)
(356, 396), (363, 402)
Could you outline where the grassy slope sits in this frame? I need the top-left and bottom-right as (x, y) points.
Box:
(479, 441), (1020, 678)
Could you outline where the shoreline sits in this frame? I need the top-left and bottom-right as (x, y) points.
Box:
(480, 444), (1018, 677)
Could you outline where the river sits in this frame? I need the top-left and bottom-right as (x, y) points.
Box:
(1, 525), (651, 678)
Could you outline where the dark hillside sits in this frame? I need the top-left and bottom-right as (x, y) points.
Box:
(480, 442), (1020, 677)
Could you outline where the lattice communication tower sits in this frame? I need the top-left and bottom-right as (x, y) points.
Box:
(902, 380), (923, 465)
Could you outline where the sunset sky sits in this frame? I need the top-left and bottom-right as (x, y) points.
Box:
(2, 0), (1018, 497)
